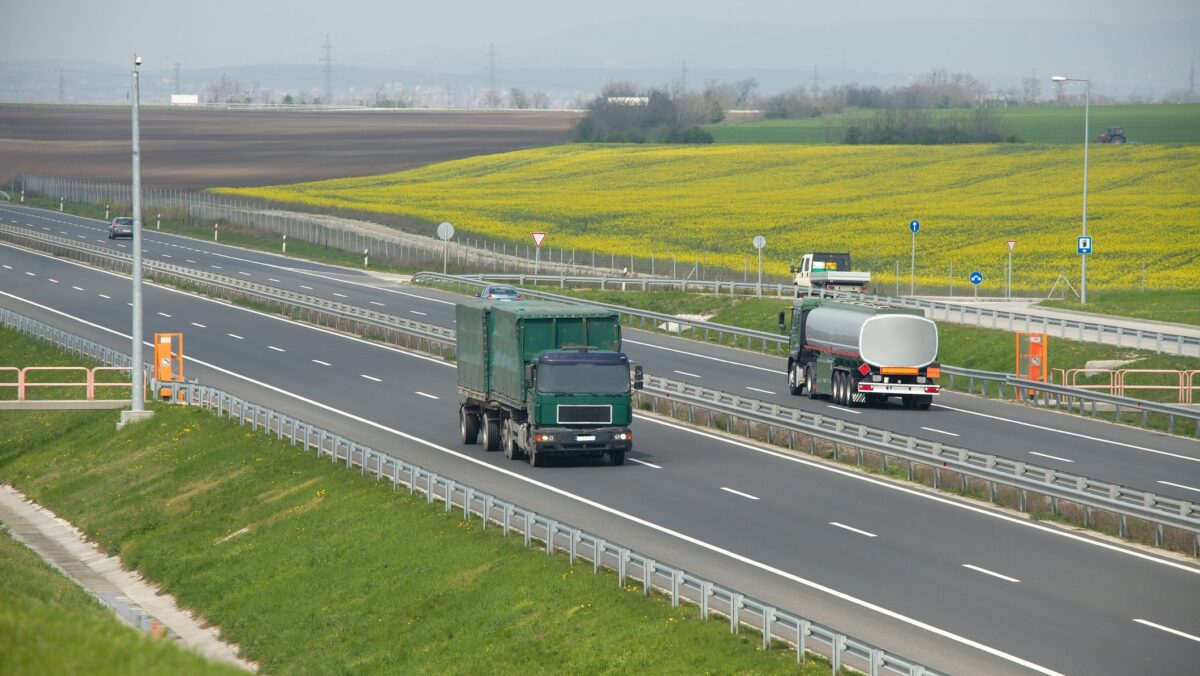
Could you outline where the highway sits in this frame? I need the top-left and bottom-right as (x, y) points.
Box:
(3, 222), (1200, 674)
(3, 203), (1199, 502)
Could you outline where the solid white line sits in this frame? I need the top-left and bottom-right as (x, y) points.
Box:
(828, 405), (861, 415)
(311, 359), (331, 366)
(361, 374), (382, 382)
(369, 301), (385, 307)
(227, 333), (243, 340)
(673, 370), (701, 378)
(1133, 619), (1200, 643)
(1030, 451), (1074, 463)
(830, 522), (878, 538)
(746, 386), (775, 395)
(1158, 480), (1200, 495)
(414, 391), (438, 400)
(409, 310), (427, 316)
(156, 312), (171, 318)
(933, 402), (1200, 464)
(629, 458), (662, 469)
(333, 293), (348, 298)
(963, 564), (1020, 583)
(299, 285), (313, 290)
(921, 426), (960, 437)
(267, 345), (286, 352)
(190, 322), (206, 328)
(97, 293), (110, 299)
(624, 338), (777, 373)
(719, 486), (760, 500)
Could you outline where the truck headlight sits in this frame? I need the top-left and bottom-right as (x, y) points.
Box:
(534, 433), (554, 442)
(614, 432), (632, 441)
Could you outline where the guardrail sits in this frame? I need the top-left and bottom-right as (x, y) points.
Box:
(638, 374), (1199, 554)
(0, 304), (943, 675)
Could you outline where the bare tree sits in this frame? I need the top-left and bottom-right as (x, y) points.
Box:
(532, 91), (550, 109)
(482, 89), (503, 108)
(509, 87), (531, 109)
(600, 81), (639, 98)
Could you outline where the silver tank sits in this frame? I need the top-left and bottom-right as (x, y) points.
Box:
(806, 307), (938, 367)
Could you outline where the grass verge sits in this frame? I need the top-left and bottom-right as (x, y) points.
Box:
(0, 329), (823, 673)
(1039, 289), (1200, 326)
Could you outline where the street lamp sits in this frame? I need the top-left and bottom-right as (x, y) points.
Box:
(1051, 74), (1090, 305)
(127, 53), (147, 422)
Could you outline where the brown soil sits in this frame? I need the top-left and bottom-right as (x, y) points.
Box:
(0, 105), (577, 191)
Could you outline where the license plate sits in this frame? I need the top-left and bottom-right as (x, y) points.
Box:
(575, 434), (596, 442)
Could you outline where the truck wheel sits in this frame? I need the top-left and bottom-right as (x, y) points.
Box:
(833, 371), (845, 405)
(459, 406), (479, 444)
(845, 374), (858, 408)
(481, 413), (501, 452)
(788, 362), (804, 395)
(806, 366), (819, 399)
(917, 395), (933, 410)
(529, 448), (544, 467)
(901, 395), (916, 409)
(610, 450), (625, 466)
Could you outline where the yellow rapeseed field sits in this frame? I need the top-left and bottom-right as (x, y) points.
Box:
(216, 144), (1200, 291)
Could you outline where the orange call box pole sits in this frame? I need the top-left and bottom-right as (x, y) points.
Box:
(1015, 332), (1048, 399)
(154, 333), (184, 399)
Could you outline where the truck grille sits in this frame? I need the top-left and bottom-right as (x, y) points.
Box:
(557, 405), (612, 424)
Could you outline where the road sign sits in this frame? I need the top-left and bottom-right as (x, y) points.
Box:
(909, 219), (920, 233)
(437, 222), (454, 241)
(1007, 240), (1016, 252)
(531, 232), (547, 248)
(969, 271), (983, 285)
(1077, 236), (1092, 255)
(752, 235), (766, 250)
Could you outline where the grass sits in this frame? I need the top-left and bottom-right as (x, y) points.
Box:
(0, 326), (130, 401)
(0, 329), (823, 674)
(0, 525), (238, 675)
(707, 103), (1200, 145)
(1039, 289), (1200, 326)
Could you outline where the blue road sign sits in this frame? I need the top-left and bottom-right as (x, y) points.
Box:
(969, 271), (984, 285)
(909, 219), (920, 233)
(1077, 236), (1093, 255)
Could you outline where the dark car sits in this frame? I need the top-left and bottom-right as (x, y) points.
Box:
(478, 284), (522, 301)
(108, 216), (134, 239)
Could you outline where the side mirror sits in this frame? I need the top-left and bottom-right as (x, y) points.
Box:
(632, 364), (644, 390)
(789, 265), (797, 274)
(525, 364), (535, 389)
(777, 311), (787, 333)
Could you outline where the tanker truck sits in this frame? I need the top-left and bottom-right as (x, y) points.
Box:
(778, 298), (940, 409)
(457, 299), (642, 466)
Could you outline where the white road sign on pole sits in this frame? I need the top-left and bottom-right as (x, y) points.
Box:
(437, 222), (454, 274)
(752, 236), (766, 296)
(531, 232), (546, 274)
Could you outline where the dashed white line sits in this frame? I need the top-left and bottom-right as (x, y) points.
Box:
(97, 293), (110, 299)
(311, 359), (331, 366)
(161, 254), (172, 258)
(211, 265), (222, 270)
(72, 286), (84, 291)
(719, 486), (760, 501)
(369, 301), (385, 307)
(674, 370), (701, 378)
(237, 271), (252, 277)
(24, 271), (35, 276)
(333, 292), (348, 298)
(409, 310), (427, 316)
(828, 405), (861, 415)
(47, 278), (58, 283)
(300, 285), (313, 290)
(1158, 480), (1200, 495)
(227, 333), (244, 340)
(414, 391), (438, 400)
(267, 345), (286, 352)
(1029, 451), (1074, 463)
(830, 522), (877, 538)
(156, 312), (171, 318)
(963, 564), (1020, 583)
(629, 458), (662, 469)
(190, 322), (206, 328)
(1132, 619), (1200, 643)
(267, 278), (280, 283)
(921, 426), (960, 437)
(185, 259), (197, 264)
(361, 374), (382, 382)
(1, 265), (11, 269)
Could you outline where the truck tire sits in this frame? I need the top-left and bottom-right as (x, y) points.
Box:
(481, 412), (501, 452)
(788, 362), (805, 395)
(806, 366), (819, 399)
(529, 447), (544, 467)
(833, 371), (846, 406)
(459, 406), (479, 444)
(610, 450), (625, 466)
(917, 395), (933, 410)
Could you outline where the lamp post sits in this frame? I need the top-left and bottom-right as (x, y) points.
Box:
(129, 54), (146, 418)
(1051, 75), (1090, 305)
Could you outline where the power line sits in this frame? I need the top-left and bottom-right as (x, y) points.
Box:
(321, 34), (334, 105)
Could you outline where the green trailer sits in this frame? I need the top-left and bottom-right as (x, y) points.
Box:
(456, 300), (642, 466)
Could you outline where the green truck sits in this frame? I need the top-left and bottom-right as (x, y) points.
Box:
(456, 300), (642, 466)
(779, 298), (941, 410)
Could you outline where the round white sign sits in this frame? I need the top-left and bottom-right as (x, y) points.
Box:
(437, 222), (454, 241)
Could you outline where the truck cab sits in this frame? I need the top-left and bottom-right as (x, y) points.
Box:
(791, 252), (871, 296)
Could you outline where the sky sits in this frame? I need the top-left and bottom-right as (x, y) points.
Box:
(3, 0), (1198, 96)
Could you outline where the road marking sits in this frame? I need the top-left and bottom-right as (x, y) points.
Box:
(185, 259), (197, 264)
(311, 359), (331, 366)
(1, 265), (10, 269)
(72, 286), (84, 291)
(268, 278), (280, 283)
(369, 301), (385, 307)
(673, 370), (701, 378)
(1029, 451), (1074, 463)
(409, 310), (427, 316)
(921, 426), (960, 437)
(624, 338), (777, 373)
(830, 522), (877, 538)
(629, 458), (662, 469)
(97, 293), (110, 299)
(267, 345), (286, 352)
(746, 386), (774, 395)
(227, 333), (244, 340)
(333, 292), (348, 298)
(190, 322), (206, 328)
(24, 271), (35, 276)
(161, 254), (171, 258)
(1158, 480), (1200, 495)
(963, 564), (1020, 583)
(300, 285), (313, 290)
(47, 278), (58, 283)
(127, 302), (133, 307)
(42, 226), (50, 230)
(1133, 619), (1200, 643)
(156, 312), (171, 318)
(828, 405), (861, 415)
(361, 374), (382, 382)
(414, 391), (438, 400)
(719, 487), (760, 500)
(210, 265), (222, 270)
(933, 402), (1200, 464)
(237, 271), (252, 277)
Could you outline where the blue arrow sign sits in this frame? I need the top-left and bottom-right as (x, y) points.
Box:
(969, 271), (983, 285)
(909, 219), (920, 234)
(1077, 236), (1093, 255)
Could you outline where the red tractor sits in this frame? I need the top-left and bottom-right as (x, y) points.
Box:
(1096, 126), (1127, 144)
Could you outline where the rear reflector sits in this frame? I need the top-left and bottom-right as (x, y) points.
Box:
(926, 367), (941, 378)
(858, 363), (871, 375)
(924, 387), (940, 393)
(859, 384), (874, 391)
(881, 367), (919, 375)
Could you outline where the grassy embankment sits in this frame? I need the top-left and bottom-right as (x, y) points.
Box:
(1039, 289), (1200, 326)
(0, 326), (821, 673)
(706, 103), (1200, 145)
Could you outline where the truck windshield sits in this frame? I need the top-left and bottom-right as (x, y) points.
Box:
(537, 364), (629, 395)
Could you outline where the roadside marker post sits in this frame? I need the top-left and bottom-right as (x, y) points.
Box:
(156, 213), (161, 230)
(214, 223), (219, 242)
(363, 248), (369, 268)
(282, 234), (287, 255)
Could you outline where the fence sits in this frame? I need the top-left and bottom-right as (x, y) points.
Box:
(0, 366), (131, 400)
(0, 304), (940, 675)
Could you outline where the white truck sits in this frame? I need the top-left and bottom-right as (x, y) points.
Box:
(790, 252), (871, 296)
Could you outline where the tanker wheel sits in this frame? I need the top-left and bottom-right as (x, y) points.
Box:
(836, 371), (849, 406)
(610, 450), (625, 466)
(806, 366), (819, 399)
(845, 374), (859, 408)
(459, 406), (479, 445)
(788, 362), (805, 395)
(481, 413), (501, 452)
(529, 447), (545, 467)
(917, 395), (933, 410)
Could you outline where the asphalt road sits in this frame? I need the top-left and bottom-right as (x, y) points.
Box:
(4, 203), (1199, 504)
(3, 237), (1200, 674)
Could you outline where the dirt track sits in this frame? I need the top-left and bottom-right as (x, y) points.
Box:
(0, 105), (576, 190)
